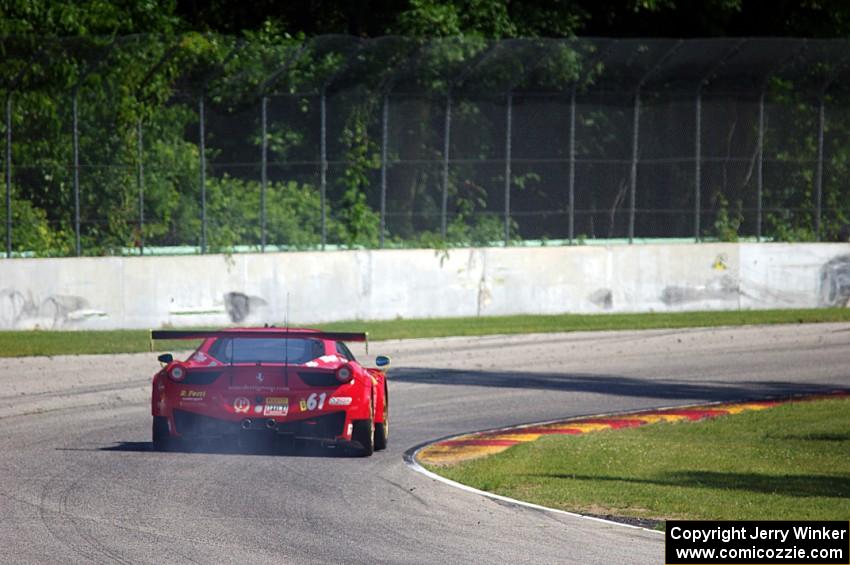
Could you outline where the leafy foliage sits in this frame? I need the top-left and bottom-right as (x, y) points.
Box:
(711, 193), (742, 242)
(198, 176), (324, 251)
(331, 105), (381, 248)
(2, 3), (850, 255)
(0, 193), (71, 255)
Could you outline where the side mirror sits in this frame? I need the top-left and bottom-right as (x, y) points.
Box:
(157, 353), (174, 364)
(375, 355), (391, 368)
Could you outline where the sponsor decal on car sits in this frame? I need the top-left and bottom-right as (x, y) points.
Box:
(263, 397), (289, 417)
(301, 393), (327, 411)
(228, 385), (282, 393)
(328, 396), (352, 406)
(233, 396), (251, 413)
(179, 390), (206, 402)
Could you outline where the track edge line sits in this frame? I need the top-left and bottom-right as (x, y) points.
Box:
(402, 440), (662, 535)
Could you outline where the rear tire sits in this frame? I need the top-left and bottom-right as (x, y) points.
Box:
(374, 390), (388, 451)
(351, 418), (374, 457)
(374, 422), (388, 451)
(152, 416), (175, 452)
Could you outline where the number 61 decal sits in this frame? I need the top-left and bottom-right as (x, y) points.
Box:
(300, 392), (327, 412)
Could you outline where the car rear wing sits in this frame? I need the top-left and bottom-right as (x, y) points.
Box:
(149, 329), (369, 352)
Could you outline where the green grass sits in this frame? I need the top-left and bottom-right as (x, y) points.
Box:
(0, 329), (199, 357)
(2, 307), (850, 357)
(428, 398), (850, 525)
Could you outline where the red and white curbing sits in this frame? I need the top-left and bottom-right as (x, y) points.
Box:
(415, 392), (849, 466)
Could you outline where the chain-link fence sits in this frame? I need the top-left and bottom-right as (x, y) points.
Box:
(2, 36), (850, 257)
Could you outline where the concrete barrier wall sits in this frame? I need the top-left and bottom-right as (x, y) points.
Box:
(1, 243), (849, 330)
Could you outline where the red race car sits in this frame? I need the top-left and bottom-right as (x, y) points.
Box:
(150, 328), (389, 456)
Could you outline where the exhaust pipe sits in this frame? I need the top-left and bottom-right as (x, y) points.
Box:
(265, 419), (277, 430)
(241, 419), (253, 430)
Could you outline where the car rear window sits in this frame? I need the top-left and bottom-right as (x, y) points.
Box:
(208, 338), (324, 364)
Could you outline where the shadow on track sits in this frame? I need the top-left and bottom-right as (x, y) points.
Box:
(391, 367), (847, 402)
(61, 437), (357, 458)
(532, 472), (850, 499)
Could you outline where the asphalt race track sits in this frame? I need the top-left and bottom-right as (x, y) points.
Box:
(1, 323), (848, 564)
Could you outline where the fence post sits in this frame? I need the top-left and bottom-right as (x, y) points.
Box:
(261, 96), (268, 251)
(815, 96), (824, 240)
(137, 117), (144, 255)
(5, 96), (11, 258)
(694, 91), (702, 242)
(629, 87), (641, 244)
(199, 94), (207, 254)
(380, 94), (388, 248)
(504, 92), (513, 246)
(441, 93), (451, 239)
(568, 87), (576, 244)
(320, 89), (327, 250)
(73, 93), (81, 257)
(756, 92), (764, 242)
(628, 40), (681, 244)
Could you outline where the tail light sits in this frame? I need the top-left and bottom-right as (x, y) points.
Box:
(335, 364), (352, 383)
(168, 364), (186, 382)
